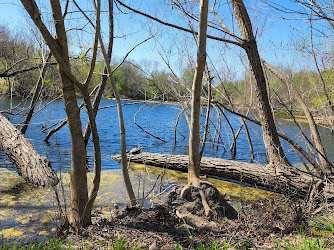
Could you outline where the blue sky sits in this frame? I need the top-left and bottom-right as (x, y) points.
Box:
(1, 1), (24, 29)
(0, 0), (330, 79)
(0, 1), (179, 71)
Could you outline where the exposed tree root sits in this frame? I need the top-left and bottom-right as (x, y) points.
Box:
(199, 189), (212, 217)
(167, 182), (237, 228)
(180, 181), (216, 217)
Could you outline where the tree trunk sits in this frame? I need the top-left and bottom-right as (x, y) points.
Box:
(188, 0), (209, 186)
(231, 0), (290, 167)
(20, 0), (99, 231)
(0, 113), (58, 187)
(50, 0), (90, 229)
(97, 15), (137, 206)
(58, 67), (89, 228)
(111, 152), (334, 200)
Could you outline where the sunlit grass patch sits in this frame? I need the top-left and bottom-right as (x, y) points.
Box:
(98, 236), (145, 250)
(176, 238), (234, 250)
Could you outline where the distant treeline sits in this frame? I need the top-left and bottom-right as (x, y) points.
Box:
(1, 24), (333, 115)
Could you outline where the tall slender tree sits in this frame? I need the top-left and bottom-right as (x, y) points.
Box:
(187, 0), (208, 188)
(20, 0), (102, 232)
(72, 0), (137, 206)
(179, 0), (213, 217)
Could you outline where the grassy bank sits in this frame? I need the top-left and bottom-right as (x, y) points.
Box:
(1, 224), (333, 249)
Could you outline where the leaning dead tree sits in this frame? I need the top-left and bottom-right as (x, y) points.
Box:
(0, 113), (58, 187)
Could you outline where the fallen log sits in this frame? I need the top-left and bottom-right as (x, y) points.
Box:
(112, 152), (334, 200)
(0, 113), (59, 187)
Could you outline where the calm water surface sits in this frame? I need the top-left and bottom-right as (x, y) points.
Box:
(1, 96), (333, 171)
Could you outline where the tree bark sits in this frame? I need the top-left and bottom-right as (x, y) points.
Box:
(188, 0), (209, 186)
(111, 152), (334, 200)
(51, 0), (90, 229)
(20, 0), (91, 230)
(58, 67), (89, 228)
(0, 113), (58, 187)
(231, 0), (290, 167)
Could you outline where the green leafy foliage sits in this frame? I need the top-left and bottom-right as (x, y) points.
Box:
(276, 110), (290, 118)
(109, 236), (144, 250)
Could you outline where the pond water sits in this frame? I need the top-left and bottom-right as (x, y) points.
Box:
(1, 96), (333, 170)
(0, 96), (333, 244)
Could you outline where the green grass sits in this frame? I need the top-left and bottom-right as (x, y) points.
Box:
(175, 238), (233, 250)
(0, 237), (72, 250)
(274, 236), (329, 249)
(93, 236), (145, 250)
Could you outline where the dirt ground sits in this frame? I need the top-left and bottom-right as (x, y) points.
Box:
(68, 185), (334, 249)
